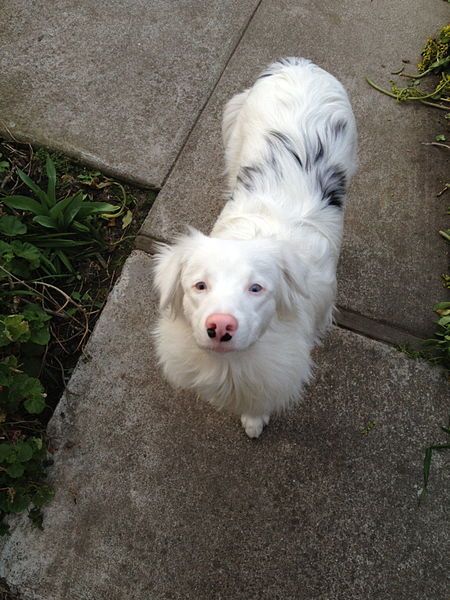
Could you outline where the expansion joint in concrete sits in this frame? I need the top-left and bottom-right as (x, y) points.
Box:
(335, 307), (423, 350)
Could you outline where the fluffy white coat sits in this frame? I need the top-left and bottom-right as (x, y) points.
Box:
(153, 58), (357, 438)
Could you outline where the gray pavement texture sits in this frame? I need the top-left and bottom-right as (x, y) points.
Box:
(139, 0), (449, 337)
(1, 251), (449, 600)
(0, 0), (259, 187)
(1, 0), (449, 598)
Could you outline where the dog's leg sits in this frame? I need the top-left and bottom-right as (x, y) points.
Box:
(240, 414), (270, 439)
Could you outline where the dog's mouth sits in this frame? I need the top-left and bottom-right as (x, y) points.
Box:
(195, 338), (238, 353)
(204, 337), (258, 354)
(208, 344), (235, 353)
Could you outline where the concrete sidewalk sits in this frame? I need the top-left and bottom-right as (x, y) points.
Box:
(0, 0), (260, 187)
(1, 1), (449, 599)
(1, 252), (448, 600)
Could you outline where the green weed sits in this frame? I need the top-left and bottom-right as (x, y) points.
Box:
(3, 155), (119, 233)
(0, 140), (156, 534)
(423, 302), (450, 368)
(0, 154), (10, 175)
(1, 154), (136, 276)
(0, 305), (53, 533)
(367, 23), (450, 111)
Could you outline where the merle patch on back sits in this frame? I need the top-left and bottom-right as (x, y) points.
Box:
(332, 120), (347, 138)
(236, 164), (263, 192)
(236, 121), (348, 210)
(266, 127), (347, 209)
(317, 166), (347, 208)
(269, 130), (303, 169)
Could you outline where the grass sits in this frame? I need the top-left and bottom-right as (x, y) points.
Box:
(0, 139), (156, 536)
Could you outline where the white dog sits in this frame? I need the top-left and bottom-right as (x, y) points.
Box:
(153, 58), (357, 438)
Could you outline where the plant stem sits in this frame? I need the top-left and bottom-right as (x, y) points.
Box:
(366, 78), (398, 99)
(421, 142), (450, 150)
(419, 99), (450, 111)
(366, 78), (450, 111)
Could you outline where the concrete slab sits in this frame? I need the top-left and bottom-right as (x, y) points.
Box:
(139, 0), (449, 336)
(1, 250), (448, 600)
(0, 0), (260, 187)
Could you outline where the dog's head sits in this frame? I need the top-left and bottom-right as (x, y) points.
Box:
(153, 230), (309, 353)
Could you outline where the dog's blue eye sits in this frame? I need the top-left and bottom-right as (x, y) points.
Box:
(249, 284), (263, 293)
(194, 281), (207, 291)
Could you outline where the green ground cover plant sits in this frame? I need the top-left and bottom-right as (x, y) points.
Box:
(0, 140), (156, 535)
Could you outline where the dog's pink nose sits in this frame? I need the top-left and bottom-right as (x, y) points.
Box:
(206, 314), (238, 342)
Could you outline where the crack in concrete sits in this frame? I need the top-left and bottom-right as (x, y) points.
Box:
(159, 0), (265, 190)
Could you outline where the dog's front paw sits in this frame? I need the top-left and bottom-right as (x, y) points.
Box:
(240, 414), (270, 439)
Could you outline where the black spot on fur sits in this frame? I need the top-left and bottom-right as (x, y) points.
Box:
(332, 120), (347, 137)
(269, 130), (303, 169)
(269, 130), (327, 172)
(276, 57), (303, 67)
(314, 137), (324, 163)
(265, 138), (281, 178)
(237, 165), (263, 192)
(318, 167), (347, 209)
(258, 58), (305, 81)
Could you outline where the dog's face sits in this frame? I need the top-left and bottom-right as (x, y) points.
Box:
(154, 230), (309, 353)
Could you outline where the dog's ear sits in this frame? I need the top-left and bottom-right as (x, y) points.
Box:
(153, 242), (185, 317)
(153, 228), (207, 317)
(276, 245), (310, 319)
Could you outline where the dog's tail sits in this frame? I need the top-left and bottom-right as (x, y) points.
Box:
(222, 89), (251, 187)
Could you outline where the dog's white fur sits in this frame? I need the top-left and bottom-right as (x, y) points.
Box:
(153, 58), (357, 438)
